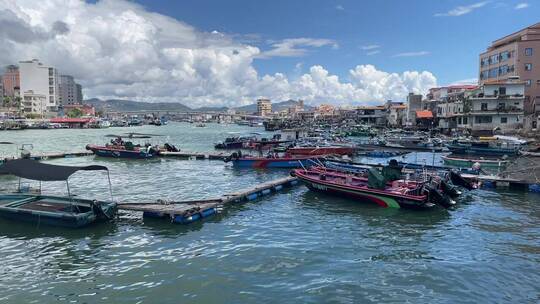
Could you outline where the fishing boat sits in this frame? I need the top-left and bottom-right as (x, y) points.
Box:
(0, 159), (117, 228)
(446, 141), (520, 156)
(442, 154), (509, 169)
(287, 146), (356, 156)
(223, 151), (317, 168)
(86, 133), (161, 159)
(292, 165), (455, 209)
(214, 136), (253, 149)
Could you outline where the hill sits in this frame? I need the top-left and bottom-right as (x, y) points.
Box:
(85, 98), (192, 112)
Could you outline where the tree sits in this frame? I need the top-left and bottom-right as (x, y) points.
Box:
(3, 96), (11, 108)
(67, 108), (84, 118)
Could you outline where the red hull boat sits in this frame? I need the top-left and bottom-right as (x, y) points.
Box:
(287, 146), (356, 156)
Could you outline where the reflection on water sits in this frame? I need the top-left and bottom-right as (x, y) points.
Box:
(0, 123), (538, 303)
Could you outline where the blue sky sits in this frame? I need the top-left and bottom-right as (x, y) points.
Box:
(134, 0), (538, 85)
(2, 0), (537, 106)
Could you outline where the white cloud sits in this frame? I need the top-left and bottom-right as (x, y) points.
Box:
(336, 5), (344, 11)
(361, 44), (380, 50)
(447, 78), (478, 85)
(0, 0), (437, 107)
(392, 51), (430, 57)
(515, 3), (529, 9)
(258, 38), (338, 59)
(366, 50), (380, 56)
(434, 1), (489, 17)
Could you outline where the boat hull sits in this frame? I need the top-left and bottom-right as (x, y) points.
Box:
(294, 170), (431, 209)
(0, 194), (117, 228)
(442, 155), (508, 169)
(287, 147), (356, 156)
(447, 144), (519, 156)
(86, 145), (154, 159)
(231, 157), (316, 168)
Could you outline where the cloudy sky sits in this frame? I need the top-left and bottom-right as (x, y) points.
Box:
(0, 0), (537, 107)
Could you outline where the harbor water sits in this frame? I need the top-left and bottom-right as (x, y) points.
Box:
(0, 123), (538, 303)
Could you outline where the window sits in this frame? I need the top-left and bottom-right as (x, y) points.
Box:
(481, 103), (488, 111)
(525, 48), (533, 56)
(525, 63), (532, 71)
(526, 80), (532, 86)
(475, 116), (492, 124)
(501, 117), (507, 124)
(499, 87), (506, 95)
(490, 54), (499, 64)
(499, 65), (509, 75)
(498, 102), (505, 110)
(463, 117), (468, 124)
(500, 51), (510, 61)
(488, 68), (498, 78)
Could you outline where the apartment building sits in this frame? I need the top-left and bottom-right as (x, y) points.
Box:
(2, 65), (20, 98)
(256, 98), (272, 116)
(58, 75), (78, 105)
(479, 22), (540, 114)
(457, 80), (525, 135)
(19, 59), (59, 112)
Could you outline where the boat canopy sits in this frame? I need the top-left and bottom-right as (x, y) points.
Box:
(0, 159), (108, 181)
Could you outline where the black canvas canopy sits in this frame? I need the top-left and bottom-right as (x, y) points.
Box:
(0, 159), (108, 181)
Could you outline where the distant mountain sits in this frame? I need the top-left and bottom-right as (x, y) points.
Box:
(84, 98), (314, 113)
(234, 99), (314, 113)
(85, 98), (192, 112)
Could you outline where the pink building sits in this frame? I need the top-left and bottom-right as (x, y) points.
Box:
(479, 22), (540, 114)
(2, 65), (20, 98)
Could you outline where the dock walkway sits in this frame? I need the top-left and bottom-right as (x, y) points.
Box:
(118, 176), (299, 224)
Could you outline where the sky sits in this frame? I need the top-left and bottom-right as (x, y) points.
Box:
(0, 0), (538, 108)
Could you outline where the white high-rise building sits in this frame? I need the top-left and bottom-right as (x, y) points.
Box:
(19, 59), (59, 112)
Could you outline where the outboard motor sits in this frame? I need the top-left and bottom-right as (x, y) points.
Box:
(427, 185), (455, 209)
(440, 180), (462, 199)
(450, 170), (475, 190)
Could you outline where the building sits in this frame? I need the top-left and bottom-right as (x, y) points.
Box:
(385, 101), (407, 127)
(479, 22), (540, 114)
(58, 75), (78, 105)
(256, 98), (272, 116)
(19, 59), (59, 112)
(355, 105), (387, 125)
(458, 79), (525, 135)
(2, 65), (20, 98)
(21, 90), (47, 115)
(76, 83), (83, 103)
(433, 85), (479, 132)
(405, 93), (423, 125)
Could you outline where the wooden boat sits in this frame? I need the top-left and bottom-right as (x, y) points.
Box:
(287, 146), (356, 156)
(442, 154), (509, 169)
(0, 159), (117, 228)
(292, 167), (454, 209)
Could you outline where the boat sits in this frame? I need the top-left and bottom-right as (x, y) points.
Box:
(214, 136), (253, 149)
(287, 146), (356, 156)
(223, 151), (317, 168)
(0, 159), (117, 228)
(292, 165), (455, 209)
(442, 154), (509, 170)
(86, 133), (161, 159)
(196, 123), (206, 127)
(446, 141), (520, 156)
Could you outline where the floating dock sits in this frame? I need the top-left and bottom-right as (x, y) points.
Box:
(1, 151), (94, 163)
(118, 176), (300, 224)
